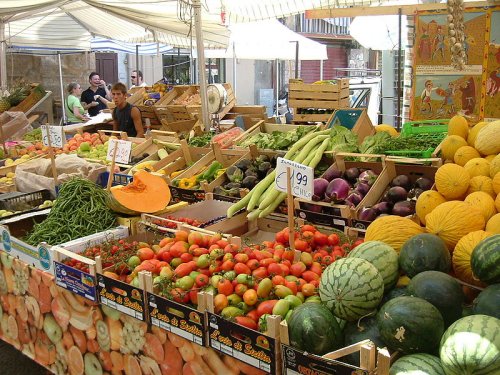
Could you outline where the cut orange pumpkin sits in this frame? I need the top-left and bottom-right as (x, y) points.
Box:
(108, 170), (171, 214)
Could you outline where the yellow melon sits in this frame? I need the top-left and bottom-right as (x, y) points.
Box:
(464, 191), (497, 221)
(475, 120), (500, 155)
(415, 190), (447, 225)
(452, 230), (492, 286)
(375, 124), (398, 137)
(496, 194), (500, 212)
(441, 135), (468, 161)
(489, 154), (500, 178)
(467, 176), (495, 197)
(486, 213), (500, 234)
(435, 163), (470, 200)
(453, 146), (481, 166)
(365, 216), (425, 253)
(448, 115), (469, 139)
(493, 172), (500, 195)
(425, 200), (485, 249)
(485, 155), (496, 162)
(467, 121), (488, 146)
(463, 158), (490, 178)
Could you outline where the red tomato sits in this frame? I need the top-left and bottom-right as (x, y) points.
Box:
(252, 267), (268, 280)
(243, 289), (258, 306)
(256, 299), (278, 318)
(313, 231), (329, 246)
(290, 262), (306, 277)
(294, 239), (309, 252)
(217, 279), (234, 296)
(310, 262), (322, 276)
(235, 316), (258, 330)
(170, 288), (190, 303)
(282, 249), (295, 262)
(180, 253), (193, 263)
(301, 231), (315, 244)
(352, 239), (364, 248)
(246, 259), (260, 271)
(217, 239), (229, 249)
(224, 243), (239, 254)
(302, 270), (320, 282)
(235, 284), (248, 296)
(174, 230), (189, 243)
(246, 309), (259, 323)
(234, 263), (251, 275)
(267, 263), (283, 276)
(137, 247), (155, 261)
(192, 247), (208, 257)
(302, 283), (316, 297)
(284, 280), (298, 295)
(262, 241), (275, 249)
(278, 263), (290, 276)
(275, 231), (286, 244)
(260, 258), (277, 267)
(313, 253), (323, 263)
(234, 253), (249, 263)
(221, 259), (235, 272)
(322, 255), (334, 266)
(214, 294), (228, 313)
(272, 275), (286, 286)
(328, 234), (340, 246)
(195, 274), (209, 287)
(189, 290), (198, 305)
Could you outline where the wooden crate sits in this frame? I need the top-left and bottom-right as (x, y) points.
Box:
(289, 79), (350, 123)
(186, 83), (236, 120)
(162, 86), (201, 123)
(10, 83), (46, 113)
(106, 87), (145, 110)
(223, 105), (268, 122)
(154, 85), (193, 124)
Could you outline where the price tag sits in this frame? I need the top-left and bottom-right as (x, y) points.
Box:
(274, 157), (313, 200)
(41, 125), (65, 148)
(106, 139), (132, 164)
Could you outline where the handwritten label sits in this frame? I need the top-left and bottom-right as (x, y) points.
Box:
(274, 157), (313, 200)
(106, 139), (132, 164)
(41, 125), (65, 148)
(54, 261), (97, 301)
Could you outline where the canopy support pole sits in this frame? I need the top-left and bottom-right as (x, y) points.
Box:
(58, 52), (66, 125)
(320, 60), (324, 81)
(193, 0), (210, 130)
(291, 41), (299, 79)
(396, 8), (402, 130)
(275, 59), (279, 116)
(135, 45), (139, 79)
(0, 21), (7, 90)
(232, 42), (236, 94)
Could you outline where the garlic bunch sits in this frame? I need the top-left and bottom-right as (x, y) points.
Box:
(448, 0), (466, 69)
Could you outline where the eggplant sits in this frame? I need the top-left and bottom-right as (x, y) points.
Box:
(242, 176), (258, 189)
(314, 178), (330, 199)
(408, 188), (424, 199)
(235, 159), (252, 171)
(391, 175), (411, 190)
(386, 186), (408, 203)
(344, 167), (360, 183)
(326, 178), (350, 202)
(355, 182), (370, 197)
(226, 182), (242, 190)
(359, 207), (378, 221)
(415, 177), (433, 191)
(303, 203), (322, 213)
(255, 155), (270, 164)
(226, 166), (244, 183)
(244, 169), (258, 178)
(322, 164), (342, 182)
(358, 170), (378, 186)
(345, 191), (363, 207)
(372, 201), (392, 214)
(258, 162), (272, 178)
(392, 200), (416, 217)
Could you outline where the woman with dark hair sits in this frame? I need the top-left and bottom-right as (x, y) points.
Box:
(65, 82), (90, 123)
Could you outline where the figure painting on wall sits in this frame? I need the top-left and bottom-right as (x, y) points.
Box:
(438, 82), (456, 115)
(432, 26), (446, 61)
(420, 79), (437, 114)
(484, 10), (500, 119)
(459, 77), (476, 115)
(419, 25), (433, 61)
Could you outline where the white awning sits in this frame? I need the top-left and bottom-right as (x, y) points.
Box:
(91, 37), (173, 55)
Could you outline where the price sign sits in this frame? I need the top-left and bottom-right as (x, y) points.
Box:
(41, 125), (65, 148)
(274, 157), (313, 200)
(106, 139), (132, 164)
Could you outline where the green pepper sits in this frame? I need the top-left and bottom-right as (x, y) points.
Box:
(198, 161), (223, 182)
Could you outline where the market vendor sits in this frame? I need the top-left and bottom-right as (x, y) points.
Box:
(65, 82), (90, 123)
(81, 72), (112, 116)
(111, 82), (144, 137)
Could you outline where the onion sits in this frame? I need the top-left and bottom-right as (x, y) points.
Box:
(372, 201), (392, 214)
(359, 207), (378, 221)
(358, 170), (378, 186)
(391, 175), (411, 190)
(322, 164), (342, 182)
(355, 182), (370, 197)
(326, 178), (350, 203)
(386, 186), (408, 203)
(344, 168), (360, 183)
(415, 177), (433, 191)
(313, 178), (329, 199)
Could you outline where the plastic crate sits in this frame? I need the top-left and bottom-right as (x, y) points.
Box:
(97, 172), (133, 188)
(384, 120), (448, 158)
(0, 189), (52, 212)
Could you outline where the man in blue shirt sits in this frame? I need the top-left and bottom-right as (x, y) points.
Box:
(81, 72), (112, 116)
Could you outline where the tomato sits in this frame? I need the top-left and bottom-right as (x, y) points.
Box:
(234, 284), (248, 296)
(155, 261), (169, 275)
(300, 252), (313, 266)
(180, 253), (193, 263)
(174, 230), (189, 243)
(234, 263), (251, 275)
(267, 263), (283, 277)
(301, 231), (315, 243)
(302, 270), (320, 282)
(257, 278), (273, 298)
(310, 279), (319, 288)
(189, 290), (198, 305)
(313, 231), (329, 246)
(274, 285), (293, 298)
(233, 316), (257, 330)
(275, 231), (286, 244)
(170, 288), (190, 303)
(301, 224), (317, 233)
(309, 262), (322, 276)
(352, 239), (364, 248)
(313, 253), (323, 263)
(256, 299), (278, 318)
(187, 231), (203, 246)
(254, 250), (273, 261)
(278, 263), (290, 276)
(221, 259), (235, 272)
(271, 275), (286, 286)
(214, 294), (228, 313)
(234, 253), (249, 263)
(209, 248), (224, 259)
(328, 233), (340, 246)
(272, 299), (290, 318)
(246, 259), (260, 271)
(222, 253), (233, 263)
(284, 280), (298, 295)
(282, 249), (295, 262)
(217, 279), (234, 296)
(195, 274), (209, 287)
(301, 283), (316, 297)
(294, 239), (309, 252)
(262, 241), (275, 249)
(342, 243), (352, 253)
(196, 254), (211, 269)
(224, 243), (239, 254)
(211, 275), (223, 288)
(192, 247), (208, 257)
(260, 258), (277, 267)
(322, 255), (334, 266)
(137, 248), (155, 261)
(170, 242), (189, 257)
(246, 309), (259, 323)
(273, 247), (284, 260)
(252, 267), (268, 280)
(243, 289), (258, 306)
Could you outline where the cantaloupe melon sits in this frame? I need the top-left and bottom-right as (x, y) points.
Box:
(496, 194), (500, 212)
(475, 120), (500, 155)
(447, 115), (469, 139)
(435, 163), (470, 200)
(441, 136), (468, 161)
(485, 155), (496, 162)
(452, 230), (492, 287)
(416, 190), (447, 225)
(493, 173), (500, 195)
(375, 124), (398, 137)
(467, 122), (488, 146)
(464, 191), (497, 222)
(365, 216), (425, 253)
(464, 158), (491, 178)
(486, 214), (500, 234)
(467, 176), (495, 198)
(489, 154), (500, 178)
(454, 146), (481, 166)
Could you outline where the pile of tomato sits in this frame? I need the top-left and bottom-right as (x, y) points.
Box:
(152, 215), (205, 229)
(103, 224), (361, 332)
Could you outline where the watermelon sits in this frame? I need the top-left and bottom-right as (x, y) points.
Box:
(381, 287), (408, 305)
(344, 316), (384, 366)
(407, 271), (464, 327)
(319, 257), (384, 321)
(348, 240), (399, 290)
(287, 302), (343, 355)
(440, 315), (500, 375)
(399, 234), (451, 278)
(377, 296), (444, 354)
(390, 353), (445, 375)
(471, 234), (500, 284)
(473, 284), (500, 319)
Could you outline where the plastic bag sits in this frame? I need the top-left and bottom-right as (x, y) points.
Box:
(0, 111), (32, 141)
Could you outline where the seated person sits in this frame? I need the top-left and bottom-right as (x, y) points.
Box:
(111, 82), (144, 137)
(65, 82), (90, 123)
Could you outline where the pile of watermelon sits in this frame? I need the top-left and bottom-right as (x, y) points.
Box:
(287, 233), (500, 374)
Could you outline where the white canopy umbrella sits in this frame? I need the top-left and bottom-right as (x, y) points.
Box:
(91, 37), (173, 55)
(350, 15), (408, 51)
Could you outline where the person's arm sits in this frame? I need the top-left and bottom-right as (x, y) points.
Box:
(73, 106), (89, 121)
(81, 91), (98, 110)
(100, 80), (112, 100)
(95, 94), (110, 105)
(131, 107), (144, 137)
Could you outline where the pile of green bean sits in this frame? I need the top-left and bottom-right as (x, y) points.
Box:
(25, 178), (116, 245)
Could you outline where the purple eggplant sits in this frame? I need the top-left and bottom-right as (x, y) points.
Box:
(326, 178), (350, 202)
(359, 207), (379, 221)
(322, 164), (342, 182)
(344, 167), (360, 183)
(346, 191), (363, 207)
(303, 203), (322, 213)
(415, 177), (433, 191)
(408, 188), (424, 200)
(313, 178), (329, 200)
(391, 175), (411, 190)
(354, 182), (370, 197)
(372, 201), (393, 214)
(358, 170), (378, 186)
(392, 200), (416, 217)
(386, 186), (408, 203)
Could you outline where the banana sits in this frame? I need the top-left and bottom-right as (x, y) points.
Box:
(61, 290), (87, 313)
(68, 308), (94, 331)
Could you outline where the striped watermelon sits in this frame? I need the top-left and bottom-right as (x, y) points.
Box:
(377, 296), (444, 354)
(440, 315), (500, 375)
(319, 257), (384, 321)
(348, 240), (399, 290)
(473, 284), (500, 319)
(471, 234), (500, 285)
(390, 353), (445, 375)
